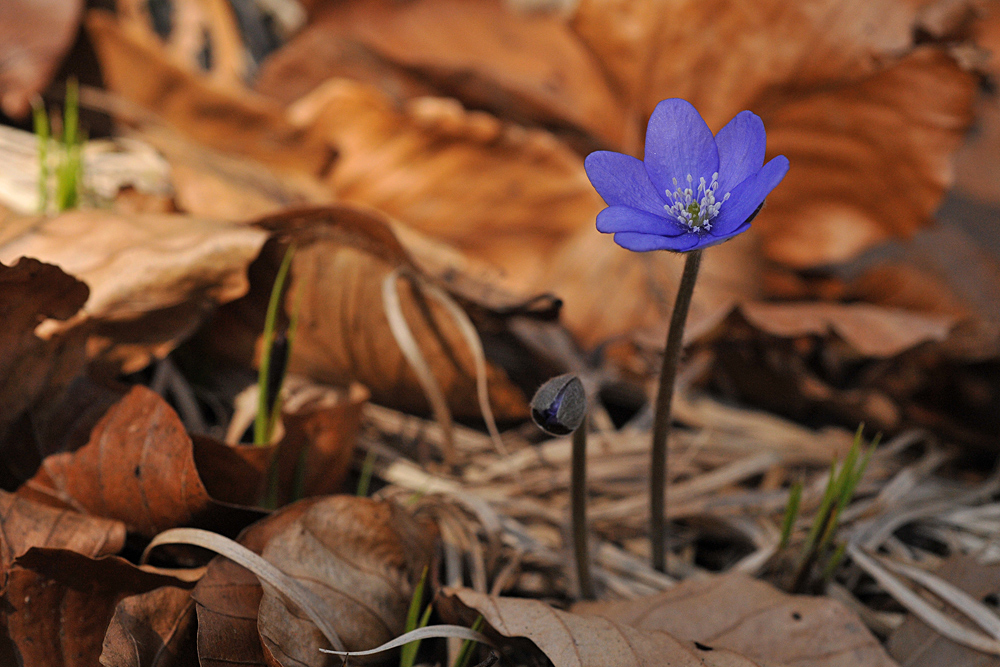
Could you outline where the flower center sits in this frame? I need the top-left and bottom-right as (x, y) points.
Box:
(664, 173), (730, 231)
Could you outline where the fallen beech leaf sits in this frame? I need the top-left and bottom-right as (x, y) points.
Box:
(192, 499), (323, 667)
(738, 302), (956, 358)
(0, 257), (90, 483)
(0, 490), (125, 575)
(87, 9), (334, 177)
(257, 496), (437, 662)
(256, 0), (627, 148)
(441, 586), (784, 667)
(287, 79), (604, 289)
(0, 209), (267, 373)
(0, 0), (83, 118)
(19, 386), (266, 538)
(572, 572), (896, 667)
(3, 547), (194, 667)
(205, 206), (531, 420)
(101, 586), (198, 667)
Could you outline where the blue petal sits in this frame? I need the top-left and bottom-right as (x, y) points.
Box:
(702, 221), (751, 248)
(613, 231), (702, 252)
(710, 155), (789, 236)
(643, 99), (719, 198)
(715, 111), (765, 193)
(585, 151), (668, 216)
(597, 206), (688, 236)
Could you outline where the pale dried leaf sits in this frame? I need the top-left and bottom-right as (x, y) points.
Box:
(573, 571), (897, 667)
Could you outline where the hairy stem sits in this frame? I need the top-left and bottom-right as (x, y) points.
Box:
(651, 249), (702, 573)
(571, 421), (594, 599)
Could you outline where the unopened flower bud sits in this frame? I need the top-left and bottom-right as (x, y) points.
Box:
(531, 374), (586, 436)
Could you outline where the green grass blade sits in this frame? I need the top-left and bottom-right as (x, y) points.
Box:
(401, 567), (430, 667)
(55, 78), (81, 211)
(356, 449), (377, 497)
(255, 244), (296, 446)
(779, 480), (803, 550)
(452, 616), (485, 667)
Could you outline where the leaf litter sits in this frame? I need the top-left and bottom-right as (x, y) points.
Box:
(0, 0), (997, 665)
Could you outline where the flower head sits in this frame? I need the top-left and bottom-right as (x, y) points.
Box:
(585, 99), (789, 252)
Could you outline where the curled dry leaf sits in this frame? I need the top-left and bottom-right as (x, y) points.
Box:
(440, 586), (784, 667)
(19, 386), (266, 538)
(257, 496), (438, 663)
(192, 498), (324, 667)
(101, 586), (198, 667)
(0, 0), (83, 118)
(573, 572), (897, 667)
(256, 0), (627, 148)
(87, 9), (334, 178)
(286, 79), (603, 288)
(0, 209), (267, 373)
(0, 257), (90, 483)
(738, 302), (957, 358)
(206, 206), (532, 420)
(3, 547), (194, 667)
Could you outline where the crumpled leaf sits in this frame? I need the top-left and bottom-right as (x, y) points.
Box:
(256, 0), (626, 148)
(0, 256), (90, 483)
(0, 209), (267, 373)
(3, 547), (194, 667)
(440, 586), (784, 667)
(573, 572), (897, 667)
(191, 499), (321, 667)
(0, 0), (83, 118)
(286, 79), (603, 288)
(205, 206), (533, 420)
(0, 490), (125, 575)
(19, 385), (266, 538)
(100, 586), (198, 667)
(257, 496), (437, 664)
(738, 302), (956, 358)
(87, 9), (334, 178)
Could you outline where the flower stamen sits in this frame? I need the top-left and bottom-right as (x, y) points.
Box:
(664, 172), (730, 231)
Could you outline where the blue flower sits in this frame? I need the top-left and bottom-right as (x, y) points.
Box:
(585, 99), (789, 252)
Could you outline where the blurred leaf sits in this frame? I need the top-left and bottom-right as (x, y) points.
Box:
(572, 572), (897, 667)
(0, 0), (83, 118)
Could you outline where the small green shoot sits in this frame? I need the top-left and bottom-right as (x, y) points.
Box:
(255, 244), (297, 446)
(400, 567), (432, 667)
(452, 615), (485, 667)
(778, 480), (803, 550)
(33, 78), (85, 214)
(790, 425), (878, 592)
(356, 449), (377, 497)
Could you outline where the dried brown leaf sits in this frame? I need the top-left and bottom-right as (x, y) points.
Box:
(572, 572), (897, 667)
(0, 256), (90, 483)
(19, 386), (266, 538)
(205, 206), (531, 420)
(192, 499), (323, 667)
(0, 209), (267, 373)
(100, 586), (198, 667)
(87, 9), (333, 177)
(0, 0), (83, 118)
(441, 586), (785, 667)
(3, 548), (194, 667)
(738, 302), (956, 358)
(0, 490), (125, 575)
(257, 496), (437, 663)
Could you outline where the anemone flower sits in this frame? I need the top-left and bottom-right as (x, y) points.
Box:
(585, 98), (789, 253)
(584, 98), (789, 573)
